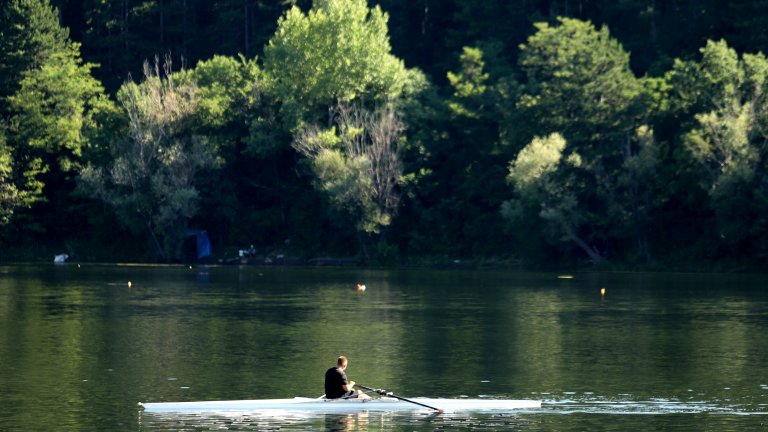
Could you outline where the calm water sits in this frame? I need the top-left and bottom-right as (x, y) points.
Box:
(1, 264), (767, 431)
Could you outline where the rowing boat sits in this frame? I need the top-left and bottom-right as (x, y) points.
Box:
(140, 396), (541, 413)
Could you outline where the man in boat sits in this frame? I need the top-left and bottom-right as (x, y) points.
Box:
(324, 355), (370, 399)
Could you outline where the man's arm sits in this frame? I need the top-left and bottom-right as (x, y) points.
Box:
(342, 380), (356, 392)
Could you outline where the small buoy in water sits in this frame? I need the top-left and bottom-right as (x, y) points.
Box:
(128, 281), (132, 288)
(600, 287), (606, 296)
(355, 283), (366, 292)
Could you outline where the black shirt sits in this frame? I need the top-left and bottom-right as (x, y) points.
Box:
(324, 367), (349, 399)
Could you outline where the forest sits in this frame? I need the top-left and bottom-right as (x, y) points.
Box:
(2, 0), (768, 270)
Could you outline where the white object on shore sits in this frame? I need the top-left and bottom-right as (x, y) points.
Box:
(54, 254), (69, 263)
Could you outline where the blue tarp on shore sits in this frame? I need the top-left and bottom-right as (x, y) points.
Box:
(185, 229), (212, 259)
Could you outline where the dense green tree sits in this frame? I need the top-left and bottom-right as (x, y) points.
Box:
(80, 0), (192, 92)
(176, 55), (260, 247)
(0, 0), (103, 241)
(263, 0), (410, 128)
(518, 18), (641, 152)
(293, 103), (405, 258)
(0, 132), (22, 225)
(673, 40), (768, 259)
(7, 46), (102, 172)
(46, 0), (754, 86)
(513, 17), (657, 263)
(179, 54), (311, 251)
(727, 0), (768, 55)
(502, 133), (605, 262)
(262, 0), (424, 259)
(79, 58), (217, 260)
(377, 0), (458, 81)
(446, 47), (490, 120)
(403, 46), (515, 257)
(204, 0), (291, 59)
(5, 0), (768, 267)
(78, 0), (290, 92)
(0, 0), (70, 112)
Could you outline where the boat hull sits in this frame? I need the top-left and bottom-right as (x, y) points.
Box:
(140, 397), (541, 413)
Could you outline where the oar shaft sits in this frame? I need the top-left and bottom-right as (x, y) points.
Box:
(393, 396), (443, 412)
(357, 385), (443, 412)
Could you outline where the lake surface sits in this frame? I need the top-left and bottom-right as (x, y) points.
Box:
(0, 264), (767, 431)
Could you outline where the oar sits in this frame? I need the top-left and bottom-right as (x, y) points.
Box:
(357, 384), (443, 413)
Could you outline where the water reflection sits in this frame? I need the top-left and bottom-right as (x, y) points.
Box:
(3, 266), (768, 431)
(140, 411), (391, 431)
(139, 410), (534, 432)
(324, 412), (366, 431)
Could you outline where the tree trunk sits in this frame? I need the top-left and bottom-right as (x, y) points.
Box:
(272, 154), (286, 225)
(629, 178), (652, 264)
(159, 0), (165, 45)
(145, 216), (166, 261)
(420, 0), (428, 37)
(649, 0), (658, 47)
(182, 0), (188, 57)
(244, 0), (250, 57)
(624, 133), (652, 264)
(122, 0), (129, 51)
(568, 232), (605, 263)
(356, 231), (370, 261)
(57, 0), (63, 25)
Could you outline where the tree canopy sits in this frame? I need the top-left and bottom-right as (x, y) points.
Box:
(5, 0), (768, 269)
(263, 0), (409, 127)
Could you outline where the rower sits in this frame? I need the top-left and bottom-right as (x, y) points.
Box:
(324, 355), (371, 399)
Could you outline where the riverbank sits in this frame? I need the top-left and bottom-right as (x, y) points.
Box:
(0, 245), (763, 274)
(1, 236), (765, 273)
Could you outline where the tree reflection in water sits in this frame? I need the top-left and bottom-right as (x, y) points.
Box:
(324, 412), (369, 431)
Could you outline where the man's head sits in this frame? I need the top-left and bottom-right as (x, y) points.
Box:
(337, 355), (348, 369)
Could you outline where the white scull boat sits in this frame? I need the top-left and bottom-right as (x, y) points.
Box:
(140, 396), (541, 414)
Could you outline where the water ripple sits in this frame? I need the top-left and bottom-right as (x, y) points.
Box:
(538, 394), (768, 415)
